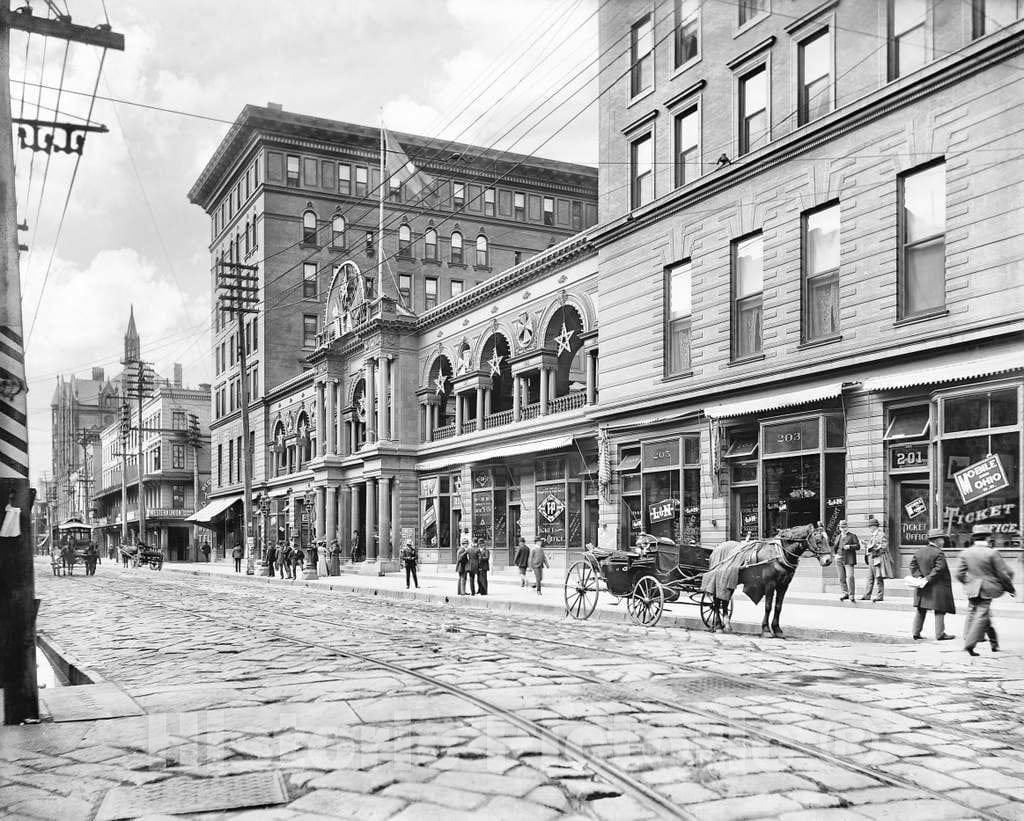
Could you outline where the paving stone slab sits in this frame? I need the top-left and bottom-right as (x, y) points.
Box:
(94, 771), (289, 820)
(39, 683), (144, 723)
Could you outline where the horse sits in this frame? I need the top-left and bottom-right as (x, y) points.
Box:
(701, 524), (833, 638)
(60, 544), (76, 576)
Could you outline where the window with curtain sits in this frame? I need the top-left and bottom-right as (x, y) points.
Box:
(739, 0), (768, 26)
(484, 188), (495, 216)
(665, 260), (693, 375)
(476, 234), (488, 267)
(424, 227), (438, 260)
(630, 132), (654, 208)
(338, 164), (351, 194)
(676, 0), (700, 66)
(332, 215), (345, 247)
(899, 161), (946, 318)
(543, 197), (554, 226)
(303, 262), (317, 299)
(803, 203), (840, 340)
(425, 277), (438, 310)
(732, 233), (764, 359)
(286, 155), (299, 187)
(798, 28), (831, 125)
(302, 210), (317, 244)
(739, 65), (768, 155)
(888, 0), (927, 79)
(674, 105), (700, 187)
(398, 224), (412, 258)
(630, 14), (654, 97)
(450, 231), (463, 264)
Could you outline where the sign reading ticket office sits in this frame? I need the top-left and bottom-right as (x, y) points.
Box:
(953, 455), (1010, 505)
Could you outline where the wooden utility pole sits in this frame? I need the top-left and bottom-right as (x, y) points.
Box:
(124, 362), (153, 547)
(119, 398), (130, 546)
(188, 412), (201, 561)
(0, 2), (123, 724)
(218, 261), (258, 574)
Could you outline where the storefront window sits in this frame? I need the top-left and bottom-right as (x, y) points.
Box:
(938, 385), (1021, 551)
(619, 436), (700, 547)
(419, 476), (453, 559)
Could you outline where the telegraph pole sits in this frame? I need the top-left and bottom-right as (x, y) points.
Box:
(119, 398), (130, 546)
(76, 430), (97, 521)
(218, 261), (258, 574)
(1, 1), (123, 724)
(123, 362), (153, 546)
(188, 413), (201, 561)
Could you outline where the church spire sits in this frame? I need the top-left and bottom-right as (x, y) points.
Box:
(124, 304), (140, 364)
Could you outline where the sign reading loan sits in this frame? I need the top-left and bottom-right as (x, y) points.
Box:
(953, 455), (1010, 504)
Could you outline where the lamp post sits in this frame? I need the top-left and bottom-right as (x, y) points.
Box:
(256, 494), (271, 576)
(302, 485), (318, 580)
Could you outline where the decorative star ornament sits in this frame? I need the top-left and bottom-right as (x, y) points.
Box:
(434, 373), (448, 395)
(487, 350), (503, 377)
(554, 322), (575, 355)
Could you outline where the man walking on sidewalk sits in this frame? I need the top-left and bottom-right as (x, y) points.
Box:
(529, 539), (549, 595)
(231, 543), (243, 573)
(910, 528), (956, 641)
(513, 537), (530, 587)
(957, 526), (1015, 656)
(477, 543), (490, 595)
(861, 517), (893, 602)
(832, 520), (859, 601)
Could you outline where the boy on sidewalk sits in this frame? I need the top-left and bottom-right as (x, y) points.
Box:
(529, 539), (550, 595)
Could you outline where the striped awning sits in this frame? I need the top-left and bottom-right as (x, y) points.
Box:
(703, 382), (847, 419)
(861, 350), (1022, 392)
(186, 495), (241, 523)
(417, 434), (573, 473)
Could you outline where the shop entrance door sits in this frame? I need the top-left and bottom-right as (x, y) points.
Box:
(731, 487), (759, 540)
(507, 504), (520, 565)
(892, 479), (930, 575)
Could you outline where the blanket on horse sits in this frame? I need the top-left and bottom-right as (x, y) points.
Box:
(700, 539), (784, 604)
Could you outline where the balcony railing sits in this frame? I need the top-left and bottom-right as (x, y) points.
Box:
(521, 403), (541, 421)
(461, 420), (478, 435)
(484, 410), (513, 429)
(548, 390), (587, 415)
(433, 423), (456, 441)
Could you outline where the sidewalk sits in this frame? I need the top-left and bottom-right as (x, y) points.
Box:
(152, 559), (1024, 646)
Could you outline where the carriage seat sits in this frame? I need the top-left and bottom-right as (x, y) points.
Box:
(654, 537), (680, 574)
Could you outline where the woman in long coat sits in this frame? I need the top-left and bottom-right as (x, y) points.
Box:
(328, 539), (341, 576)
(909, 528), (956, 641)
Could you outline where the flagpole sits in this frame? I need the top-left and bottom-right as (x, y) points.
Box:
(377, 111), (385, 303)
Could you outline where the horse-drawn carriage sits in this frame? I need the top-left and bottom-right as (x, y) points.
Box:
(119, 542), (163, 570)
(564, 525), (832, 635)
(53, 518), (98, 576)
(563, 533), (732, 628)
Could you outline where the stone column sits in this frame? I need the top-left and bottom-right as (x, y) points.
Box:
(326, 486), (337, 546)
(391, 478), (401, 560)
(387, 357), (397, 440)
(376, 356), (387, 440)
(316, 486), (326, 540)
(539, 367), (549, 416)
(548, 368), (557, 401)
(378, 476), (391, 561)
(475, 386), (484, 429)
(335, 381), (345, 454)
(513, 375), (521, 422)
(365, 477), (377, 559)
(365, 359), (377, 443)
(424, 404), (433, 442)
(454, 390), (463, 434)
(347, 484), (358, 557)
(585, 350), (597, 405)
(348, 418), (356, 455)
(315, 382), (326, 455)
(484, 388), (492, 417)
(326, 380), (337, 454)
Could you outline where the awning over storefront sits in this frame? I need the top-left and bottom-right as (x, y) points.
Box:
(186, 495), (241, 523)
(417, 434), (574, 473)
(861, 350), (1022, 392)
(703, 382), (847, 419)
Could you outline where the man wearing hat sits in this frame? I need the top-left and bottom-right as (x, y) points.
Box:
(831, 520), (860, 601)
(956, 525), (1015, 656)
(909, 529), (956, 641)
(400, 538), (419, 589)
(861, 516), (894, 602)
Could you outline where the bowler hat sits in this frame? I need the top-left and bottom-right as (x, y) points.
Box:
(971, 524), (992, 536)
(926, 528), (949, 543)
(838, 520), (848, 527)
(867, 517), (880, 527)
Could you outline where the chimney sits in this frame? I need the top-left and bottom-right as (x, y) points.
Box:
(92, 367), (104, 382)
(267, 102), (283, 111)
(173, 363), (183, 389)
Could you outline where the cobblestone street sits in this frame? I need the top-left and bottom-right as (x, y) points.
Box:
(0, 562), (1022, 819)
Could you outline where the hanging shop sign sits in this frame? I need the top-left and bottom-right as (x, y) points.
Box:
(648, 499), (677, 523)
(953, 455), (1010, 505)
(889, 443), (929, 471)
(539, 492), (566, 522)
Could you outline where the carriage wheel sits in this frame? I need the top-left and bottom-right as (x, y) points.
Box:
(628, 576), (665, 627)
(699, 592), (734, 628)
(564, 560), (600, 620)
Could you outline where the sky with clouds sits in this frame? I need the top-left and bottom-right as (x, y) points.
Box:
(12, 0), (599, 485)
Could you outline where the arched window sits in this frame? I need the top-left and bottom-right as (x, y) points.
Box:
(476, 234), (488, 267)
(424, 227), (438, 261)
(332, 214), (345, 247)
(398, 224), (412, 258)
(272, 421), (286, 477)
(450, 231), (463, 265)
(302, 210), (317, 244)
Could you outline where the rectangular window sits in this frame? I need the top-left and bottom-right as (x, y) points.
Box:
(172, 444), (185, 470)
(303, 262), (317, 298)
(152, 447), (161, 471)
(665, 261), (693, 375)
(286, 155), (300, 188)
(542, 197), (555, 226)
(630, 132), (654, 209)
(513, 192), (526, 222)
(899, 161), (946, 318)
(172, 411), (186, 430)
(739, 0), (768, 27)
(389, 176), (402, 202)
(674, 105), (700, 188)
(973, 0), (1022, 38)
(365, 231), (374, 256)
(732, 233), (764, 359)
(172, 484), (185, 508)
(798, 29), (831, 125)
(355, 166), (368, 198)
(217, 444), (222, 486)
(252, 322), (258, 351)
(802, 203), (841, 340)
(571, 201), (582, 231)
(888, 0), (927, 80)
(453, 182), (466, 210)
(425, 230), (437, 260)
(675, 0), (700, 67)
(398, 273), (412, 306)
(739, 65), (768, 155)
(338, 163), (351, 194)
(450, 279), (464, 298)
(251, 365), (258, 398)
(484, 188), (495, 216)
(303, 314), (318, 347)
(425, 277), (438, 310)
(228, 438), (234, 483)
(630, 15), (654, 97)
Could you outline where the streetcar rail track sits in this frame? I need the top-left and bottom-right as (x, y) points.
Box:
(83, 575), (1007, 821)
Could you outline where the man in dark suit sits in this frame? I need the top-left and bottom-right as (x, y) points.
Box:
(910, 528), (956, 641)
(831, 520), (859, 601)
(465, 539), (480, 596)
(956, 526), (1015, 656)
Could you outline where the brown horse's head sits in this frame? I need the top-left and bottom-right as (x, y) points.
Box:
(778, 524), (833, 567)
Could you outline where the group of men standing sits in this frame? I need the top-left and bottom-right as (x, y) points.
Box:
(455, 536), (491, 596)
(830, 517), (1015, 655)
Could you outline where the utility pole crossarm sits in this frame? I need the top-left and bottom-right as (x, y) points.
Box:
(0, 7), (125, 50)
